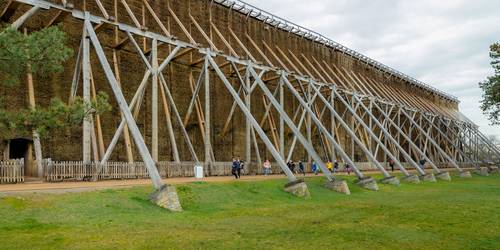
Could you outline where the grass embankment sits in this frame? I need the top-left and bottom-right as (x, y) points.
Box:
(0, 174), (499, 249)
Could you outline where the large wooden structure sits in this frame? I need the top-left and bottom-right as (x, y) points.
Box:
(1, 0), (499, 187)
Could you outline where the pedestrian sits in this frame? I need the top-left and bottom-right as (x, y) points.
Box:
(345, 163), (351, 175)
(298, 161), (305, 176)
(389, 159), (395, 172)
(232, 158), (240, 179)
(326, 160), (333, 172)
(287, 160), (296, 174)
(419, 158), (427, 169)
(263, 159), (271, 176)
(236, 158), (242, 178)
(312, 161), (318, 175)
(333, 160), (339, 173)
(240, 160), (245, 176)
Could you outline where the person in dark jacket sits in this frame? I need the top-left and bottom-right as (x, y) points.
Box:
(345, 163), (351, 175)
(298, 161), (305, 176)
(239, 160), (245, 176)
(333, 160), (339, 173)
(232, 158), (241, 179)
(419, 159), (427, 169)
(287, 161), (296, 174)
(389, 159), (395, 172)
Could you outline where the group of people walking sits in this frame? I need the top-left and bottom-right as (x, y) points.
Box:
(311, 160), (351, 175)
(231, 158), (245, 179)
(242, 157), (430, 178)
(286, 160), (306, 176)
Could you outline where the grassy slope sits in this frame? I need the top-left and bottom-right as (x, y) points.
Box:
(0, 174), (499, 249)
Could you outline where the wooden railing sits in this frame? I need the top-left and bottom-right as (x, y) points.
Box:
(0, 159), (24, 184)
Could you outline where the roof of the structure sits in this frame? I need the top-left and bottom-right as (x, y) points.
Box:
(213, 0), (459, 103)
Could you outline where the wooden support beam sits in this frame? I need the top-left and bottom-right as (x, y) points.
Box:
(229, 28), (257, 62)
(45, 9), (69, 27)
(245, 33), (275, 67)
(94, 0), (110, 20)
(189, 14), (218, 51)
(0, 1), (20, 21)
(211, 22), (239, 57)
(113, 36), (130, 49)
(142, 0), (170, 37)
(172, 47), (194, 61)
(262, 42), (290, 71)
(168, 6), (196, 44)
(120, 0), (142, 29)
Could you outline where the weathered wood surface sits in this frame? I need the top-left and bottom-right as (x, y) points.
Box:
(0, 159), (24, 184)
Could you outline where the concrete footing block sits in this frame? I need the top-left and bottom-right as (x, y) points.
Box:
(284, 179), (310, 197)
(355, 176), (379, 191)
(380, 176), (400, 186)
(149, 185), (183, 212)
(459, 171), (472, 178)
(401, 174), (421, 184)
(436, 172), (451, 181)
(419, 173), (437, 182)
(489, 166), (499, 174)
(475, 167), (490, 176)
(325, 179), (351, 195)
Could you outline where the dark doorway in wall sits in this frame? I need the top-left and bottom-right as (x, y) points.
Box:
(9, 138), (31, 159)
(8, 138), (35, 177)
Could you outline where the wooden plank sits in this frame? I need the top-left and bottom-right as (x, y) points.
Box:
(168, 6), (196, 44)
(142, 0), (170, 37)
(120, 0), (142, 29)
(211, 22), (239, 57)
(189, 14), (218, 50)
(0, 1), (20, 21)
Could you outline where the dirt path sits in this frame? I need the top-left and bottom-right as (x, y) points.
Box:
(0, 168), (461, 195)
(0, 174), (311, 194)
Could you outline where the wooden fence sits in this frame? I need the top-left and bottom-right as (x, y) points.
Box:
(0, 159), (24, 184)
(43, 161), (240, 182)
(0, 159), (475, 184)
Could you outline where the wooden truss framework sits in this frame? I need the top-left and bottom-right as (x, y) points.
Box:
(4, 0), (500, 190)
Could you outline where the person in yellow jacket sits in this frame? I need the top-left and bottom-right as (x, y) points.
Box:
(326, 160), (333, 172)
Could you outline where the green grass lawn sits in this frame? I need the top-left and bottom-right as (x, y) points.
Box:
(0, 174), (499, 249)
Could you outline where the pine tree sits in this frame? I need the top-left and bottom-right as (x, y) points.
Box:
(0, 25), (110, 139)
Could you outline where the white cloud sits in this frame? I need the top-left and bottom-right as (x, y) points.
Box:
(245, 0), (500, 137)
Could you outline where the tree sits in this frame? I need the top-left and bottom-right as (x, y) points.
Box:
(479, 42), (500, 125)
(0, 25), (111, 140)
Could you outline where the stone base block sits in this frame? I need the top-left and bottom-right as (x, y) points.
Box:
(401, 174), (421, 184)
(459, 171), (472, 178)
(325, 179), (351, 195)
(380, 176), (400, 186)
(419, 173), (437, 182)
(436, 172), (451, 181)
(355, 176), (379, 191)
(475, 167), (489, 176)
(489, 166), (499, 174)
(149, 185), (183, 212)
(284, 179), (310, 198)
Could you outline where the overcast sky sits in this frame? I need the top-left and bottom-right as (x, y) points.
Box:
(245, 0), (500, 138)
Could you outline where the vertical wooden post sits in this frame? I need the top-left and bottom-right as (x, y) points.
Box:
(307, 84), (312, 164)
(151, 38), (159, 162)
(279, 78), (285, 159)
(330, 87), (336, 161)
(82, 28), (91, 164)
(245, 69), (252, 167)
(204, 57), (212, 170)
